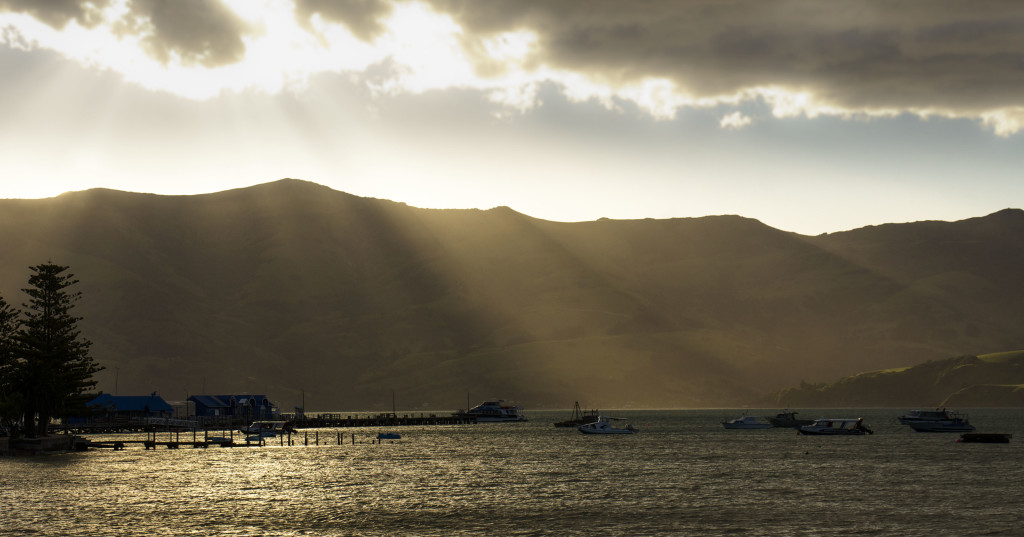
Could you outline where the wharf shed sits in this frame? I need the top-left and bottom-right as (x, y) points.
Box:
(188, 394), (279, 420)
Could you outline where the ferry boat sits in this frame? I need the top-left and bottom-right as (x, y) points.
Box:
(578, 416), (638, 434)
(722, 415), (773, 429)
(456, 400), (527, 422)
(897, 409), (975, 432)
(799, 418), (873, 435)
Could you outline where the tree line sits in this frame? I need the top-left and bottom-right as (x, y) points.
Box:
(0, 263), (103, 437)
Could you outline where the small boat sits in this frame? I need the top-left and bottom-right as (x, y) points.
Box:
(578, 416), (638, 434)
(239, 420), (291, 438)
(722, 415), (772, 429)
(554, 401), (600, 427)
(376, 432), (401, 440)
(958, 433), (1012, 444)
(897, 408), (974, 432)
(768, 410), (814, 428)
(799, 418), (873, 435)
(454, 400), (527, 422)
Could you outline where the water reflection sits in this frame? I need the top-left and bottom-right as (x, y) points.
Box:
(2, 409), (1022, 536)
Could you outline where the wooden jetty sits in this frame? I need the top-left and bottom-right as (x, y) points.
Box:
(83, 414), (467, 450)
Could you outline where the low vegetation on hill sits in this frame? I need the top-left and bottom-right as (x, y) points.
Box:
(770, 351), (1024, 407)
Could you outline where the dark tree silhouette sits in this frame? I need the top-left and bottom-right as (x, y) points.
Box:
(0, 294), (21, 434)
(14, 263), (103, 437)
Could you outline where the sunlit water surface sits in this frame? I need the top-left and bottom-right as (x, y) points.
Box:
(2, 409), (1022, 536)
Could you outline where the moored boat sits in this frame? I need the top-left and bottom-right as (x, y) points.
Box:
(722, 415), (772, 429)
(898, 408), (974, 432)
(768, 410), (814, 428)
(554, 401), (599, 427)
(799, 418), (873, 435)
(578, 416), (638, 434)
(239, 420), (291, 438)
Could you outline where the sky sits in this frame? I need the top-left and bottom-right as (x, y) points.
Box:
(1, 0), (1022, 235)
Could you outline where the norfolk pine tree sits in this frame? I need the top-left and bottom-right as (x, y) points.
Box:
(0, 294), (21, 435)
(14, 263), (103, 437)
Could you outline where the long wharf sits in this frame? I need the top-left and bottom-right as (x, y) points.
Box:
(81, 413), (477, 451)
(291, 412), (476, 428)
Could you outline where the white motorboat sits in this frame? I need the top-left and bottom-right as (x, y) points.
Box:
(722, 415), (773, 429)
(578, 416), (638, 434)
(239, 420), (290, 438)
(455, 400), (527, 422)
(897, 409), (975, 432)
(799, 418), (873, 435)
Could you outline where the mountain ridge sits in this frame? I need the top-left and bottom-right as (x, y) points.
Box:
(1, 179), (1022, 410)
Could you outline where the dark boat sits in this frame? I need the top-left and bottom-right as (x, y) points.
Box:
(768, 410), (814, 428)
(554, 401), (599, 427)
(958, 433), (1012, 444)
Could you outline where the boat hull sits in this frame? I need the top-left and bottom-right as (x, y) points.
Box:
(769, 418), (814, 428)
(798, 428), (867, 435)
(958, 433), (1012, 443)
(579, 428), (636, 434)
(473, 416), (527, 422)
(907, 421), (975, 433)
(799, 418), (872, 435)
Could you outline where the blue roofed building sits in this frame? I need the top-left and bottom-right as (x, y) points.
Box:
(188, 395), (278, 421)
(86, 393), (174, 420)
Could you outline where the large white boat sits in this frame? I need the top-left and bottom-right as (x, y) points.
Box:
(722, 415), (773, 429)
(897, 409), (975, 432)
(457, 400), (527, 422)
(799, 418), (873, 435)
(578, 416), (638, 434)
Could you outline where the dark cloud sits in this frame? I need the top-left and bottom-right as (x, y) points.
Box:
(2, 0), (1021, 120)
(124, 0), (249, 68)
(0, 0), (109, 28)
(294, 0), (393, 42)
(428, 0), (1024, 113)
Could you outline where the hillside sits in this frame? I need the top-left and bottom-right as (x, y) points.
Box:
(770, 351), (1024, 407)
(1, 179), (1023, 410)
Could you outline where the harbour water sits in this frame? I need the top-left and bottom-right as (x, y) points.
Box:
(2, 408), (1022, 536)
